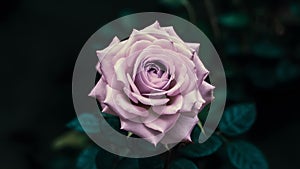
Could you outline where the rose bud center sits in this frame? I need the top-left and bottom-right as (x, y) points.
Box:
(134, 60), (172, 95)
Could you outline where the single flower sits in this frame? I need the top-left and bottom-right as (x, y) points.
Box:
(89, 21), (214, 145)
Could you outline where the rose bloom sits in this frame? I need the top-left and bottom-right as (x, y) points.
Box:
(89, 21), (214, 145)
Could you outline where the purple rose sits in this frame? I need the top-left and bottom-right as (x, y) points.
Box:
(89, 21), (214, 145)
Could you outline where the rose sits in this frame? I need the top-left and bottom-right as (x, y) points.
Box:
(89, 21), (214, 145)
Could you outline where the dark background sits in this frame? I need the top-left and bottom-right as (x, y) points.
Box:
(1, 0), (299, 168)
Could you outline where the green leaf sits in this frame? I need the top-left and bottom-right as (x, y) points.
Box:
(219, 103), (256, 136)
(198, 103), (210, 122)
(252, 41), (284, 59)
(276, 60), (300, 82)
(178, 134), (223, 158)
(116, 158), (139, 169)
(227, 140), (268, 169)
(159, 0), (187, 8)
(76, 146), (99, 169)
(138, 156), (164, 169)
(170, 158), (198, 169)
(95, 147), (120, 169)
(190, 122), (201, 142)
(219, 13), (249, 28)
(67, 113), (100, 133)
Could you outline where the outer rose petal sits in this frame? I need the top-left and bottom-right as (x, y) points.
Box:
(120, 118), (165, 145)
(185, 43), (200, 53)
(152, 95), (183, 115)
(199, 81), (215, 103)
(103, 85), (139, 119)
(180, 89), (205, 113)
(160, 115), (199, 144)
(144, 113), (180, 133)
(192, 52), (209, 84)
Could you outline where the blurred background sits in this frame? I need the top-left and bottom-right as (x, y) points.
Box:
(1, 0), (299, 168)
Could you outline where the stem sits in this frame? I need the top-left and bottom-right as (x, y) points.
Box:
(216, 131), (229, 143)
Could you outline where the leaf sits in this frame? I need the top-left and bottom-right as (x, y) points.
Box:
(190, 124), (201, 143)
(276, 59), (300, 82)
(138, 155), (164, 169)
(67, 113), (100, 133)
(159, 0), (187, 8)
(95, 147), (120, 169)
(252, 41), (284, 59)
(219, 13), (249, 28)
(170, 158), (198, 169)
(219, 103), (256, 136)
(178, 134), (223, 158)
(52, 131), (89, 150)
(76, 146), (99, 169)
(116, 158), (139, 169)
(198, 103), (210, 122)
(227, 140), (268, 169)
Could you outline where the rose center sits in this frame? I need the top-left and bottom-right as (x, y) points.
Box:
(145, 62), (166, 78)
(134, 60), (172, 94)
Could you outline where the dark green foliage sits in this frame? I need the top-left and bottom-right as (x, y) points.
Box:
(95, 147), (120, 169)
(252, 41), (284, 59)
(76, 146), (99, 169)
(159, 0), (187, 8)
(227, 140), (268, 169)
(219, 13), (249, 28)
(178, 134), (223, 158)
(219, 103), (256, 136)
(116, 158), (139, 169)
(276, 59), (300, 82)
(179, 125), (222, 158)
(138, 156), (164, 169)
(169, 158), (198, 169)
(67, 113), (100, 133)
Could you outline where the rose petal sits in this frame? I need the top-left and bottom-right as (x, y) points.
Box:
(128, 40), (152, 55)
(103, 85), (139, 119)
(160, 115), (199, 144)
(114, 93), (150, 117)
(199, 81), (215, 103)
(180, 89), (205, 112)
(152, 39), (174, 50)
(173, 42), (193, 59)
(134, 71), (166, 94)
(141, 20), (161, 30)
(144, 113), (180, 133)
(162, 26), (182, 41)
(114, 58), (128, 86)
(185, 43), (200, 53)
(130, 92), (169, 106)
(152, 95), (183, 115)
(89, 78), (117, 116)
(89, 78), (106, 99)
(102, 105), (117, 116)
(192, 52), (209, 84)
(96, 36), (120, 60)
(120, 118), (165, 145)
